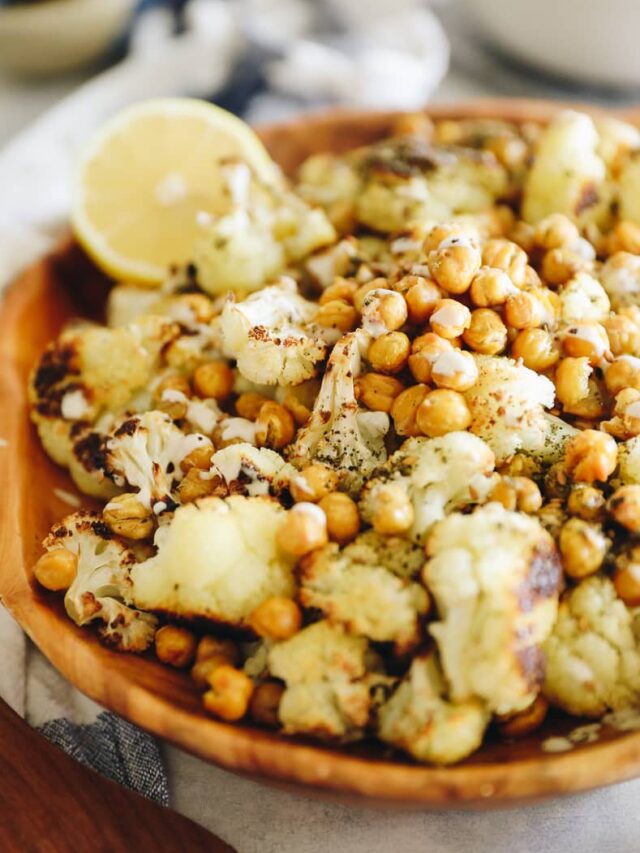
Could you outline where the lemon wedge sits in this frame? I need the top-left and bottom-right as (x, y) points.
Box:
(71, 98), (278, 284)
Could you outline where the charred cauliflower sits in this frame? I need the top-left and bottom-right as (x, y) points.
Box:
(209, 443), (294, 496)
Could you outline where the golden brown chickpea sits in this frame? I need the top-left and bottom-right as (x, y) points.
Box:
(489, 478), (517, 511)
(511, 328), (560, 371)
(290, 464), (339, 503)
(353, 277), (388, 313)
(155, 625), (197, 669)
(392, 111), (434, 138)
(511, 476), (543, 513)
(430, 349), (478, 392)
(280, 391), (311, 427)
(196, 636), (239, 665)
(604, 387), (640, 438)
(604, 314), (640, 357)
(604, 356), (640, 396)
(319, 277), (358, 305)
(608, 220), (640, 255)
(255, 401), (295, 450)
(361, 288), (408, 334)
(248, 596), (303, 641)
(371, 483), (415, 535)
(554, 357), (592, 407)
(559, 518), (608, 578)
(533, 213), (580, 250)
(423, 223), (467, 254)
(315, 299), (359, 333)
(564, 430), (618, 484)
(180, 442), (215, 473)
(541, 247), (590, 286)
(429, 299), (471, 339)
(103, 494), (155, 540)
(504, 291), (545, 330)
(608, 485), (640, 533)
(614, 547), (640, 606)
(408, 333), (452, 383)
(469, 267), (515, 307)
(355, 373), (405, 413)
(192, 360), (234, 401)
(153, 373), (192, 418)
(318, 492), (360, 545)
(276, 503), (328, 556)
(390, 384), (430, 436)
(367, 331), (411, 375)
(562, 322), (610, 364)
(203, 665), (254, 721)
(428, 243), (482, 294)
(178, 467), (226, 503)
(481, 238), (528, 286)
(509, 220), (536, 253)
(567, 484), (606, 521)
(463, 308), (508, 355)
(250, 681), (285, 728)
(497, 695), (549, 739)
(34, 549), (78, 592)
(415, 389), (471, 437)
(235, 392), (271, 421)
(402, 276), (443, 324)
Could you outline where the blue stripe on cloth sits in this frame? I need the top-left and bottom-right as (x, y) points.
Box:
(38, 711), (169, 806)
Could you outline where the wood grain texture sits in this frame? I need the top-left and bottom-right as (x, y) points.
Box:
(0, 698), (234, 852)
(2, 99), (640, 809)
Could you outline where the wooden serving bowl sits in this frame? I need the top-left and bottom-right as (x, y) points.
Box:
(3, 99), (640, 808)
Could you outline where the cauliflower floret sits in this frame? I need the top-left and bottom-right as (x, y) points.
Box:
(268, 621), (391, 741)
(595, 116), (640, 171)
(42, 512), (157, 652)
(305, 238), (360, 289)
(359, 432), (497, 545)
(543, 576), (640, 717)
(338, 529), (425, 580)
(558, 271), (610, 324)
(221, 280), (328, 386)
(377, 652), (489, 765)
(618, 436), (640, 484)
(209, 443), (295, 496)
(299, 538), (429, 653)
(271, 188), (337, 262)
(296, 154), (361, 230)
(522, 110), (610, 228)
(465, 354), (556, 463)
(287, 333), (389, 494)
(534, 414), (581, 466)
(131, 496), (296, 627)
(618, 150), (640, 225)
(103, 411), (209, 511)
(600, 252), (640, 310)
(424, 503), (562, 716)
(106, 286), (168, 328)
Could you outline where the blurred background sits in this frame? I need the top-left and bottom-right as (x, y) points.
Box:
(2, 0), (640, 147)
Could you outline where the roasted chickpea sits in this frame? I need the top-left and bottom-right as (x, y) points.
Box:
(511, 328), (560, 371)
(408, 333), (453, 383)
(554, 357), (592, 408)
(319, 277), (358, 305)
(155, 625), (197, 668)
(489, 477), (517, 511)
(533, 213), (579, 250)
(428, 243), (482, 294)
(355, 372), (405, 413)
(250, 681), (285, 727)
(512, 476), (543, 513)
(390, 384), (430, 436)
(255, 401), (295, 450)
(564, 430), (618, 484)
(423, 222), (467, 254)
(481, 238), (528, 286)
(248, 596), (303, 640)
(415, 389), (471, 437)
(402, 276), (443, 324)
(497, 695), (549, 739)
(608, 485), (640, 533)
(192, 360), (234, 401)
(614, 547), (640, 606)
(567, 484), (606, 521)
(430, 349), (478, 392)
(504, 291), (545, 330)
(290, 464), (339, 503)
(153, 373), (192, 418)
(353, 277), (388, 313)
(178, 467), (226, 503)
(34, 549), (78, 592)
(559, 518), (608, 578)
(276, 503), (328, 556)
(318, 492), (360, 545)
(469, 266), (515, 307)
(509, 220), (536, 253)
(180, 442), (215, 473)
(463, 308), (507, 355)
(203, 665), (254, 721)
(315, 299), (359, 333)
(191, 637), (239, 688)
(603, 315), (640, 357)
(392, 111), (434, 138)
(607, 220), (640, 256)
(235, 392), (271, 421)
(367, 331), (410, 374)
(103, 494), (154, 540)
(605, 355), (640, 396)
(429, 299), (471, 339)
(280, 391), (311, 427)
(371, 483), (414, 535)
(361, 288), (408, 334)
(562, 322), (610, 364)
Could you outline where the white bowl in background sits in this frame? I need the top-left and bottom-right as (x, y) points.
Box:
(0, 0), (137, 77)
(462, 0), (640, 89)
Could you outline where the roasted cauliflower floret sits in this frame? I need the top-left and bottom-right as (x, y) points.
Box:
(221, 280), (328, 386)
(299, 536), (429, 653)
(558, 272), (610, 325)
(359, 432), (497, 545)
(465, 354), (556, 463)
(209, 443), (294, 496)
(131, 496), (296, 627)
(618, 436), (640, 484)
(296, 154), (361, 230)
(287, 333), (389, 494)
(522, 110), (610, 228)
(267, 621), (391, 741)
(42, 512), (157, 652)
(600, 252), (640, 310)
(377, 652), (489, 765)
(424, 503), (563, 716)
(543, 576), (640, 717)
(103, 411), (208, 511)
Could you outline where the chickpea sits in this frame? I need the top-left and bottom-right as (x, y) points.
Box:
(103, 494), (154, 540)
(361, 288), (408, 335)
(509, 220), (536, 253)
(34, 549), (78, 592)
(415, 389), (471, 437)
(391, 384), (430, 436)
(469, 267), (516, 307)
(392, 111), (434, 138)
(481, 238), (528, 287)
(367, 331), (410, 375)
(289, 464), (338, 504)
(614, 547), (640, 606)
(203, 665), (254, 721)
(423, 223), (467, 254)
(235, 392), (270, 421)
(541, 247), (589, 286)
(408, 333), (452, 383)
(511, 328), (560, 371)
(180, 442), (215, 473)
(355, 372), (405, 413)
(512, 476), (543, 513)
(191, 637), (239, 689)
(315, 299), (359, 333)
(250, 681), (285, 728)
(430, 349), (478, 392)
(429, 299), (471, 339)
(554, 357), (592, 407)
(280, 391), (311, 427)
(504, 291), (545, 330)
(497, 695), (549, 739)
(605, 355), (640, 396)
(489, 477), (517, 510)
(567, 485), (606, 521)
(153, 374), (192, 419)
(155, 625), (197, 668)
(255, 401), (295, 450)
(276, 503), (328, 556)
(248, 596), (302, 641)
(428, 243), (482, 294)
(402, 276), (443, 324)
(604, 315), (640, 357)
(608, 485), (640, 533)
(371, 483), (414, 535)
(562, 323), (610, 364)
(192, 360), (234, 401)
(559, 518), (608, 578)
(498, 453), (540, 480)
(533, 213), (579, 250)
(318, 492), (360, 545)
(354, 277), (388, 313)
(319, 277), (358, 305)
(487, 136), (529, 172)
(607, 220), (640, 256)
(564, 430), (618, 484)
(463, 308), (507, 355)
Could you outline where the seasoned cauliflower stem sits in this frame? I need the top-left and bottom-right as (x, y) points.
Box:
(32, 108), (640, 765)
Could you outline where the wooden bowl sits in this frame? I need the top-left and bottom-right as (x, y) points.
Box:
(3, 99), (640, 808)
